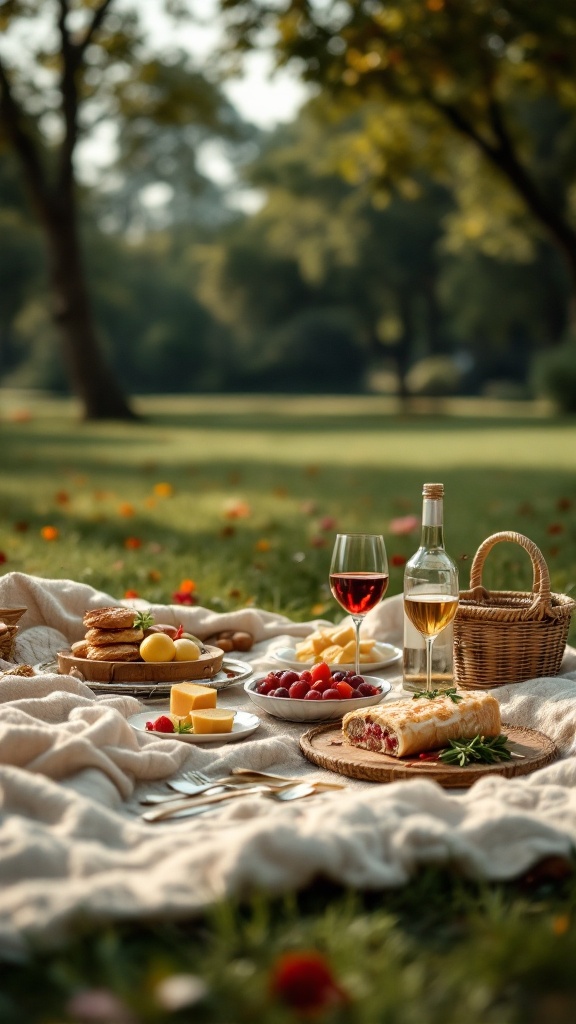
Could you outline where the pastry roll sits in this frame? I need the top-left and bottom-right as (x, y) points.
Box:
(342, 691), (501, 758)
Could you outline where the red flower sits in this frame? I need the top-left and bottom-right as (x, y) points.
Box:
(55, 491), (70, 505)
(391, 554), (407, 567)
(270, 951), (348, 1015)
(124, 589), (139, 599)
(389, 515), (419, 536)
(172, 590), (198, 605)
(124, 536), (142, 549)
(0, 552), (7, 564)
(547, 523), (564, 535)
(319, 516), (337, 532)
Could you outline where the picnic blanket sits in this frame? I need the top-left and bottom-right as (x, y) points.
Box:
(1, 570), (576, 957)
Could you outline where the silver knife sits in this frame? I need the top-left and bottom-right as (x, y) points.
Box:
(142, 785), (266, 823)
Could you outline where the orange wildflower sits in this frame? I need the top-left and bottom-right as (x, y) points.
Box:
(124, 589), (139, 599)
(552, 914), (570, 936)
(124, 536), (142, 550)
(153, 482), (174, 497)
(148, 570), (162, 583)
(41, 526), (59, 541)
(224, 499), (251, 519)
(178, 578), (196, 594)
(55, 491), (70, 505)
(255, 539), (271, 552)
(118, 503), (135, 518)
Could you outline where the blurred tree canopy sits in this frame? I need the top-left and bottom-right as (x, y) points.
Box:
(218, 0), (576, 301)
(2, 0), (576, 407)
(0, 0), (247, 418)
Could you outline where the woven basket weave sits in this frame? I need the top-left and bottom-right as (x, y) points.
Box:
(453, 532), (575, 689)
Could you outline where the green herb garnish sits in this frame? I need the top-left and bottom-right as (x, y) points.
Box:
(134, 610), (154, 631)
(412, 687), (463, 704)
(438, 734), (512, 767)
(173, 719), (194, 735)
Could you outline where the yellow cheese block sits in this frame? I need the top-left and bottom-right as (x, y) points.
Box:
(189, 708), (235, 734)
(170, 681), (217, 716)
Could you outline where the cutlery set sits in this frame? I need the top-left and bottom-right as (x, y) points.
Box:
(141, 768), (345, 822)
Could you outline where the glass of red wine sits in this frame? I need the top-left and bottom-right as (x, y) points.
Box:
(329, 534), (389, 677)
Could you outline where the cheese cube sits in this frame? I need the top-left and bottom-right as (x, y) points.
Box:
(189, 708), (235, 734)
(329, 624), (355, 647)
(311, 634), (330, 654)
(320, 644), (344, 663)
(170, 681), (217, 716)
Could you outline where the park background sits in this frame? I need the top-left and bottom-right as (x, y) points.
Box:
(1, 3), (576, 1023)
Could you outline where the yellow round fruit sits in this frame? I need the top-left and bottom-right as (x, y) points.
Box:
(173, 638), (201, 662)
(139, 633), (176, 663)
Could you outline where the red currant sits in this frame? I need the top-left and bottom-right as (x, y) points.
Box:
(289, 680), (310, 699)
(322, 688), (341, 700)
(304, 690), (323, 701)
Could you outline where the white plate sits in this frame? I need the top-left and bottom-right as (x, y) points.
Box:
(129, 709), (260, 743)
(37, 657), (253, 698)
(245, 674), (391, 723)
(271, 642), (402, 673)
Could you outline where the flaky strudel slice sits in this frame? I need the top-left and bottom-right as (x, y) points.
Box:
(342, 691), (501, 758)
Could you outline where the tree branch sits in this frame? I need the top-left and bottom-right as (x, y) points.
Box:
(77, 0), (116, 58)
(57, 0), (80, 192)
(0, 55), (51, 220)
(437, 92), (576, 271)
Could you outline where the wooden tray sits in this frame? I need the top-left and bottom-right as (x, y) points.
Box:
(300, 722), (557, 789)
(57, 644), (224, 683)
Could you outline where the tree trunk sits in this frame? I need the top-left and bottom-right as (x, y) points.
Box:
(45, 196), (138, 421)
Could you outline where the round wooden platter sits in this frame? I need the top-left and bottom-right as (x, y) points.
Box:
(299, 723), (557, 789)
(57, 645), (224, 683)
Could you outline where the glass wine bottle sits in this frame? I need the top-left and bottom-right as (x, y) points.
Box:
(402, 482), (459, 693)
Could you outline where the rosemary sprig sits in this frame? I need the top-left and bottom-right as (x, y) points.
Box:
(412, 687), (463, 704)
(134, 610), (155, 631)
(438, 734), (512, 767)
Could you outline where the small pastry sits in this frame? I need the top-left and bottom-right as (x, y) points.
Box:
(71, 639), (91, 658)
(83, 606), (136, 630)
(84, 627), (144, 646)
(85, 643), (141, 662)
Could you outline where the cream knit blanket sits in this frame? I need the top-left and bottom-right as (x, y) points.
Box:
(1, 570), (575, 956)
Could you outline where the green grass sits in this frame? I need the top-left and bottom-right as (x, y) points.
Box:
(1, 393), (576, 1022)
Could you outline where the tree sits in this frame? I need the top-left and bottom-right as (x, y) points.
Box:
(0, 1), (244, 418)
(218, 0), (576, 306)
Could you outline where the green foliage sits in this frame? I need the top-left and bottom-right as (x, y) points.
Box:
(533, 335), (576, 412)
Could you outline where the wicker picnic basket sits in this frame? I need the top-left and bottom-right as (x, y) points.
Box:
(453, 531), (575, 689)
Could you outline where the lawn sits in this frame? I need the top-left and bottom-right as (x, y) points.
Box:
(1, 393), (576, 1023)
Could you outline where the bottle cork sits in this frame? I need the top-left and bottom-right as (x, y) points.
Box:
(422, 483), (444, 500)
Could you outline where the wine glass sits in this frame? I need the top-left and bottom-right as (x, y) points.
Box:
(403, 573), (459, 693)
(329, 534), (389, 677)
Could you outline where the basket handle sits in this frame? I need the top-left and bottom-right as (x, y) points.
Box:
(468, 531), (552, 615)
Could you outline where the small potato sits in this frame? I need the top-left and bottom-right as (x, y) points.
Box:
(231, 631), (253, 652)
(212, 637), (234, 653)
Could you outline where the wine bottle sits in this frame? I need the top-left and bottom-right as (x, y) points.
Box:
(402, 482), (459, 693)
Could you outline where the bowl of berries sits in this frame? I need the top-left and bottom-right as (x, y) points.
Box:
(244, 661), (391, 722)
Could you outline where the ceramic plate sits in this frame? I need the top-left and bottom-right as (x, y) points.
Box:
(36, 657), (253, 698)
(129, 708), (260, 744)
(271, 642), (402, 673)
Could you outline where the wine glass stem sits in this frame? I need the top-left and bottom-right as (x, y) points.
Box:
(352, 616), (362, 677)
(425, 636), (435, 693)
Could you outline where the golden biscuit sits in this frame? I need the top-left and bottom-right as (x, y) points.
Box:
(85, 627), (144, 646)
(83, 606), (136, 630)
(85, 643), (141, 662)
(71, 639), (91, 658)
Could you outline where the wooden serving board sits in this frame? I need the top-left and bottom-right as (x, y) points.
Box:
(57, 645), (224, 683)
(299, 723), (557, 789)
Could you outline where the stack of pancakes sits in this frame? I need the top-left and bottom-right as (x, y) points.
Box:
(72, 606), (143, 662)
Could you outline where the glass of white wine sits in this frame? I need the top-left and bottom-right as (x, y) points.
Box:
(403, 573), (459, 693)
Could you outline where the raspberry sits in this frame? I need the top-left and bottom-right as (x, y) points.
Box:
(322, 688), (341, 700)
(358, 682), (379, 697)
(289, 680), (310, 699)
(281, 670), (300, 687)
(299, 670), (313, 683)
(311, 678), (332, 693)
(152, 715), (174, 733)
(310, 662), (331, 684)
(335, 681), (354, 699)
